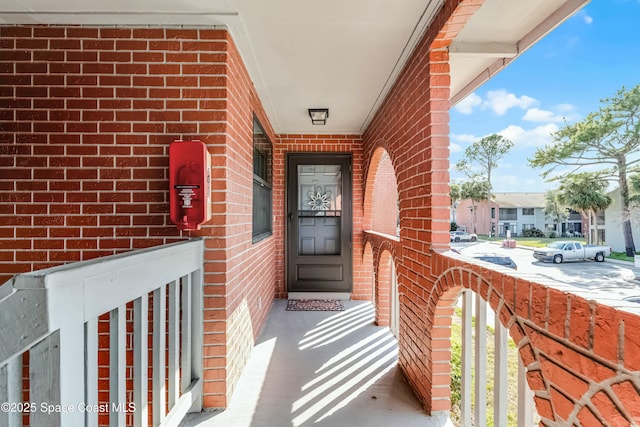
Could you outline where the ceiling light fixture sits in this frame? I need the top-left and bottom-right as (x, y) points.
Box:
(308, 108), (329, 125)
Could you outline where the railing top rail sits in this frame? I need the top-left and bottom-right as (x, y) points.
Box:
(2, 238), (204, 335)
(363, 229), (400, 242)
(10, 239), (203, 289)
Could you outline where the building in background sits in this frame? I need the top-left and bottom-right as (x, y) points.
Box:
(455, 192), (584, 237)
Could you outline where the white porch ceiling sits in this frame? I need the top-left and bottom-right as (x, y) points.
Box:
(0, 0), (588, 134)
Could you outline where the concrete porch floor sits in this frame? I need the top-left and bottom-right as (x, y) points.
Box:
(180, 300), (453, 427)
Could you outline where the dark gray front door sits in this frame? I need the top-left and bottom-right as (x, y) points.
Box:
(287, 154), (352, 292)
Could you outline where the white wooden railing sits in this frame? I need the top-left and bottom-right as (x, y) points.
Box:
(0, 239), (204, 427)
(458, 289), (536, 426)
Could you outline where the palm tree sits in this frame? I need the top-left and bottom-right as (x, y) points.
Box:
(557, 174), (612, 244)
(544, 190), (569, 237)
(450, 183), (461, 224)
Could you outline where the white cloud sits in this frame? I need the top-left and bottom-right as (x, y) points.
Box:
(522, 108), (566, 123)
(454, 93), (482, 114)
(498, 123), (559, 148)
(579, 10), (593, 24)
(523, 104), (580, 123)
(451, 133), (478, 143)
(450, 142), (463, 153)
(484, 89), (537, 115)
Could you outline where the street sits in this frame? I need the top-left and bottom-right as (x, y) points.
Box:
(451, 241), (640, 312)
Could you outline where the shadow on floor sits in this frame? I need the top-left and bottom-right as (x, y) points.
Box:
(181, 300), (453, 427)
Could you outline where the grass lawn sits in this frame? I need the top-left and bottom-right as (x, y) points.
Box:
(479, 235), (638, 263)
(450, 307), (525, 426)
(479, 235), (585, 248)
(610, 252), (637, 262)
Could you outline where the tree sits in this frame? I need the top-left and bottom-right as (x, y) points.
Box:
(628, 173), (640, 231)
(630, 173), (640, 206)
(556, 174), (612, 245)
(450, 183), (461, 224)
(544, 190), (569, 236)
(456, 134), (514, 236)
(529, 84), (640, 256)
(460, 179), (491, 234)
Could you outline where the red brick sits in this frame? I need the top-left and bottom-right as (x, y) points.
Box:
(592, 390), (629, 425)
(525, 398), (553, 425)
(593, 304), (619, 362)
(621, 311), (640, 371)
(549, 386), (575, 422)
(547, 288), (568, 337)
(611, 380), (640, 419)
(577, 406), (603, 427)
(569, 296), (593, 350)
(539, 355), (589, 400)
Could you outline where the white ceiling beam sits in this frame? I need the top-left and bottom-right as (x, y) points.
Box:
(449, 41), (518, 58)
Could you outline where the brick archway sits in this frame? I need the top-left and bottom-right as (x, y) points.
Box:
(362, 242), (375, 301)
(364, 146), (399, 236)
(365, 237), (399, 327)
(426, 266), (544, 414)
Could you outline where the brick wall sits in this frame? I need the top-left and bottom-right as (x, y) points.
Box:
(218, 34), (277, 404)
(0, 26), (278, 409)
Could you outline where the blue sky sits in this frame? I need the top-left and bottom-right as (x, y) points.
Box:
(449, 0), (640, 193)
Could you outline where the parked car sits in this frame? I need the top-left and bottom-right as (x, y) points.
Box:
(533, 241), (611, 264)
(450, 230), (477, 242)
(473, 254), (517, 270)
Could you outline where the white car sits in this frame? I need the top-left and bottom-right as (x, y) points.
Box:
(450, 230), (478, 242)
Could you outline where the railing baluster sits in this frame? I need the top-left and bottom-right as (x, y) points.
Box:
(134, 295), (149, 427)
(110, 305), (127, 427)
(31, 332), (61, 427)
(461, 290), (472, 427)
(494, 318), (508, 426)
(0, 355), (22, 427)
(190, 269), (204, 413)
(153, 285), (167, 425)
(474, 295), (487, 424)
(518, 358), (534, 426)
(168, 280), (180, 407)
(181, 274), (192, 394)
(85, 318), (99, 427)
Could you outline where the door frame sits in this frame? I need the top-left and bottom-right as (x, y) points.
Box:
(285, 153), (353, 293)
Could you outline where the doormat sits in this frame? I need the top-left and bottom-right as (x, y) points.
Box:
(286, 299), (345, 311)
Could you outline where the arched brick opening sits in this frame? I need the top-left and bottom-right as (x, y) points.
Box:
(362, 242), (375, 302)
(424, 266), (546, 414)
(374, 247), (394, 328)
(364, 146), (399, 235)
(364, 232), (400, 329)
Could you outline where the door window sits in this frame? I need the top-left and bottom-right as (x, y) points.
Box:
(297, 164), (342, 256)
